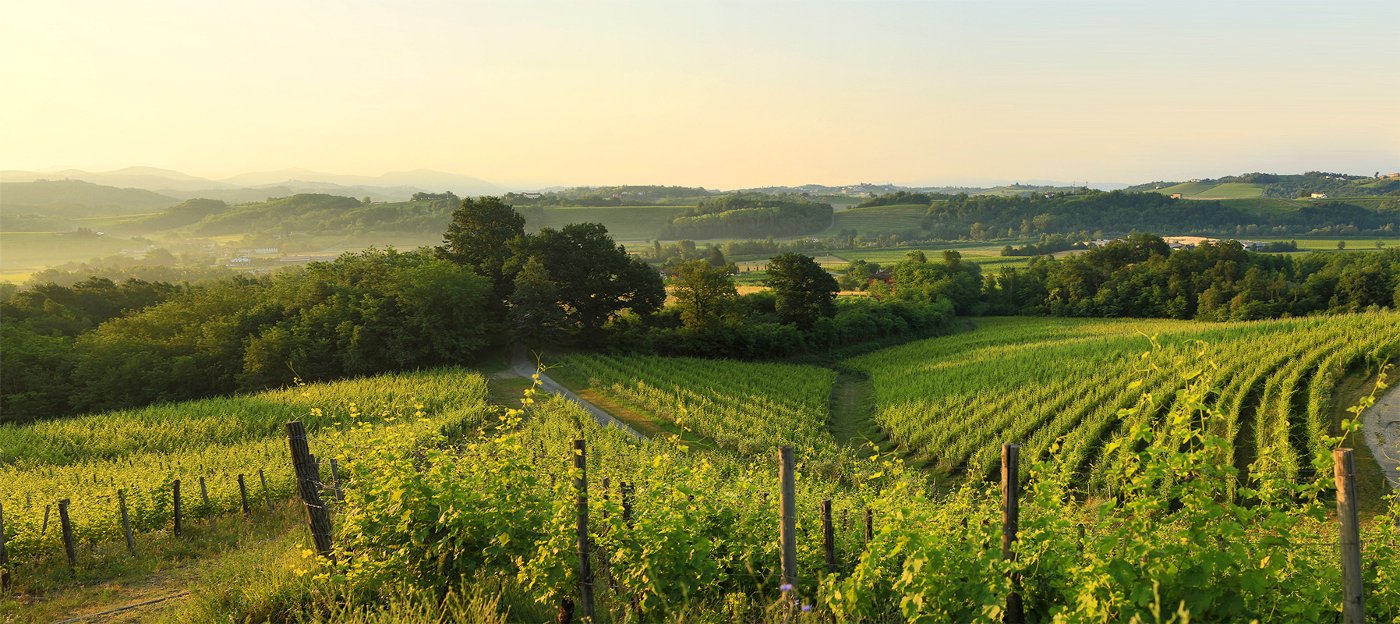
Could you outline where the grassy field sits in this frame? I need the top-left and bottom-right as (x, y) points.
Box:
(822, 203), (928, 235)
(0, 232), (144, 282)
(1155, 181), (1266, 199)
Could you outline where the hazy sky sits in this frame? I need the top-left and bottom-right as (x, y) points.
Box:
(3, 0), (1397, 188)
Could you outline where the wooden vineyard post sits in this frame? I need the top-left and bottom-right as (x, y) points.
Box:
(40, 504), (50, 536)
(572, 439), (595, 621)
(821, 499), (836, 575)
(621, 481), (634, 528)
(779, 446), (798, 590)
(864, 508), (873, 546)
(58, 498), (76, 569)
(172, 479), (183, 537)
(238, 474), (251, 515)
(1334, 448), (1364, 624)
(259, 469), (272, 511)
(118, 489), (136, 555)
(329, 459), (345, 502)
(0, 501), (11, 591)
(1002, 444), (1024, 624)
(286, 421), (334, 561)
(199, 476), (213, 527)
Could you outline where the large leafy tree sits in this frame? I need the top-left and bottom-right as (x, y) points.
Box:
(764, 253), (838, 329)
(509, 223), (665, 342)
(439, 196), (526, 299)
(672, 259), (737, 330)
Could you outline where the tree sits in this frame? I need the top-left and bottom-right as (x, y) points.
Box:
(439, 196), (526, 299)
(672, 260), (737, 330)
(508, 256), (568, 346)
(1337, 240), (1347, 251)
(765, 253), (838, 329)
(508, 223), (665, 342)
(706, 246), (727, 268)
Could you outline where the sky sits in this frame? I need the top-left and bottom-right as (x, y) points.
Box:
(2, 0), (1397, 189)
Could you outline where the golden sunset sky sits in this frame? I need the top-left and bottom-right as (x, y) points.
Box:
(3, 0), (1397, 188)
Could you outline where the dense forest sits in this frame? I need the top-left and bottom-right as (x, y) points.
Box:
(660, 194), (834, 239)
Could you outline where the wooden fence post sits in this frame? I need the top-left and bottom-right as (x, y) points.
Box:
(329, 459), (345, 502)
(621, 481), (634, 528)
(40, 504), (50, 537)
(0, 501), (11, 591)
(865, 508), (874, 546)
(199, 476), (212, 527)
(118, 489), (136, 555)
(821, 499), (835, 575)
(779, 446), (797, 590)
(259, 469), (272, 511)
(1002, 444), (1024, 624)
(573, 439), (595, 621)
(1334, 448), (1364, 624)
(58, 499), (76, 569)
(286, 421), (334, 561)
(238, 474), (251, 515)
(172, 479), (183, 537)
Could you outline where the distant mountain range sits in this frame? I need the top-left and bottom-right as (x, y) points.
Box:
(0, 166), (506, 202)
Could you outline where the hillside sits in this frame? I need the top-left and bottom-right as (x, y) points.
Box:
(1130, 172), (1400, 199)
(0, 179), (178, 218)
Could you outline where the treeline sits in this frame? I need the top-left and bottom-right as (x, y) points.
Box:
(6, 197), (937, 421)
(188, 193), (457, 236)
(981, 234), (1400, 319)
(1, 250), (492, 422)
(1001, 234), (1083, 256)
(660, 195), (833, 240)
(855, 190), (948, 207)
(501, 185), (712, 207)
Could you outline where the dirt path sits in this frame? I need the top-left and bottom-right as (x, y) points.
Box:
(827, 372), (896, 453)
(1361, 382), (1400, 489)
(505, 347), (643, 440)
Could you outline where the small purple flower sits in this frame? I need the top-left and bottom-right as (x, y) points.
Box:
(801, 604), (813, 612)
(780, 583), (794, 592)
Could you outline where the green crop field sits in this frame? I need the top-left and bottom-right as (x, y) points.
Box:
(5, 315), (1399, 621)
(848, 313), (1400, 483)
(823, 203), (928, 235)
(1155, 181), (1266, 199)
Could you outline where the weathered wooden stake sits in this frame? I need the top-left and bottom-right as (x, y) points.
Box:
(259, 469), (272, 511)
(864, 508), (874, 546)
(287, 421), (334, 561)
(1002, 444), (1024, 624)
(573, 439), (595, 620)
(329, 459), (345, 502)
(0, 501), (11, 591)
(621, 481), (634, 527)
(779, 446), (797, 589)
(118, 489), (136, 555)
(199, 476), (213, 527)
(1334, 448), (1364, 624)
(821, 499), (836, 575)
(40, 504), (50, 536)
(238, 474), (251, 515)
(172, 479), (183, 537)
(58, 499), (76, 569)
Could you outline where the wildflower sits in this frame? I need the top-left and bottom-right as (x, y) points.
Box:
(801, 604), (812, 612)
(780, 583), (794, 592)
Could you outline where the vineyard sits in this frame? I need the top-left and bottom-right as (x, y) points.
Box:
(1, 317), (1398, 622)
(848, 313), (1400, 483)
(0, 369), (491, 562)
